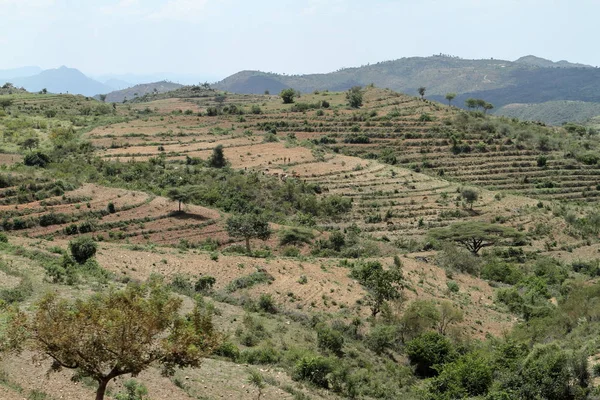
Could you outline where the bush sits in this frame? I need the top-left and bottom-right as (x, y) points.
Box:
(481, 260), (522, 284)
(241, 345), (281, 365)
(258, 293), (277, 314)
(215, 341), (240, 361)
(39, 212), (69, 227)
(426, 352), (493, 399)
(0, 232), (7, 243)
(279, 227), (314, 246)
(226, 270), (274, 292)
(195, 275), (216, 292)
(446, 280), (459, 292)
(293, 356), (333, 388)
(64, 224), (79, 235)
(107, 202), (116, 213)
(317, 326), (344, 356)
(24, 151), (51, 168)
(365, 324), (397, 355)
(69, 237), (97, 264)
(405, 332), (456, 377)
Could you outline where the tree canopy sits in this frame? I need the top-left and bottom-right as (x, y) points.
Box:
(280, 88), (296, 104)
(346, 86), (363, 108)
(167, 185), (201, 212)
(226, 213), (272, 253)
(4, 279), (220, 400)
(428, 221), (522, 255)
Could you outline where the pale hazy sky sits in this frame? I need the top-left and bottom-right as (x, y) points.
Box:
(2, 0), (598, 80)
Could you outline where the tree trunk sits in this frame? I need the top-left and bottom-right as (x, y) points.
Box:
(245, 237), (251, 253)
(96, 379), (109, 400)
(178, 200), (182, 212)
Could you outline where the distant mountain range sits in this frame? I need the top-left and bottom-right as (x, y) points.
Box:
(95, 81), (184, 103)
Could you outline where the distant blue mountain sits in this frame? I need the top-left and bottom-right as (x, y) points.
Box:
(0, 66), (42, 81)
(4, 66), (112, 96)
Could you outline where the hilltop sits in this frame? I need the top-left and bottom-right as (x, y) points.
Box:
(4, 66), (112, 96)
(95, 80), (184, 103)
(214, 55), (600, 125)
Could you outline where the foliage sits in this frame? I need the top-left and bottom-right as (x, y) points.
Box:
(208, 144), (228, 168)
(5, 279), (220, 400)
(24, 151), (51, 168)
(226, 270), (274, 292)
(280, 88), (296, 104)
(226, 213), (272, 253)
(293, 356), (333, 388)
(346, 86), (363, 108)
(350, 261), (404, 316)
(429, 221), (522, 255)
(68, 236), (97, 264)
(317, 326), (344, 356)
(405, 332), (456, 377)
(115, 380), (148, 400)
(460, 188), (478, 209)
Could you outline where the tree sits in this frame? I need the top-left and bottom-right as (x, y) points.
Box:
(5, 280), (220, 400)
(19, 135), (40, 152)
(465, 98), (477, 110)
(280, 88), (296, 104)
(418, 87), (426, 100)
(208, 144), (227, 168)
(483, 102), (494, 114)
(437, 301), (463, 335)
(428, 221), (522, 255)
(99, 94), (107, 102)
(226, 213), (272, 253)
(167, 186), (200, 212)
(460, 188), (479, 209)
(445, 93), (456, 106)
(69, 236), (97, 264)
(346, 86), (363, 108)
(351, 261), (404, 317)
(405, 331), (456, 377)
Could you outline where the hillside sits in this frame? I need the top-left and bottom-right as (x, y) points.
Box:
(95, 80), (184, 103)
(1, 88), (600, 399)
(497, 100), (600, 126)
(5, 66), (112, 96)
(214, 55), (600, 125)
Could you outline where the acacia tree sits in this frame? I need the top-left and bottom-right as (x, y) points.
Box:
(418, 87), (426, 100)
(428, 221), (522, 255)
(483, 102), (494, 114)
(445, 93), (456, 106)
(167, 185), (200, 212)
(465, 98), (477, 110)
(4, 280), (220, 400)
(226, 213), (272, 253)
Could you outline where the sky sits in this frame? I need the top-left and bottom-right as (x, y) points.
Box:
(1, 0), (599, 81)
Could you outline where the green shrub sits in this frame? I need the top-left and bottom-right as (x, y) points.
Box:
(405, 332), (456, 377)
(446, 280), (459, 292)
(195, 275), (216, 292)
(317, 326), (344, 356)
(425, 351), (493, 399)
(215, 341), (240, 361)
(24, 151), (51, 168)
(115, 379), (148, 400)
(365, 324), (397, 355)
(279, 227), (314, 246)
(481, 260), (522, 284)
(226, 270), (274, 292)
(39, 212), (69, 227)
(0, 232), (7, 243)
(107, 202), (116, 213)
(69, 237), (97, 264)
(258, 293), (277, 314)
(293, 356), (333, 388)
(241, 345), (281, 365)
(64, 224), (78, 235)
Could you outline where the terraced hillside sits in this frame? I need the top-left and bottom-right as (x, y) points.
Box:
(2, 87), (600, 400)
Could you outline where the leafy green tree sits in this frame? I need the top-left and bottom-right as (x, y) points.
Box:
(465, 98), (477, 110)
(167, 185), (200, 212)
(405, 331), (456, 377)
(346, 86), (363, 108)
(19, 135), (40, 152)
(425, 351), (493, 399)
(445, 92), (456, 106)
(226, 213), (272, 253)
(351, 261), (404, 316)
(400, 299), (440, 340)
(418, 87), (426, 100)
(99, 94), (107, 103)
(483, 102), (494, 114)
(437, 301), (463, 335)
(428, 221), (522, 255)
(460, 188), (479, 209)
(280, 88), (296, 104)
(5, 280), (220, 400)
(208, 144), (227, 168)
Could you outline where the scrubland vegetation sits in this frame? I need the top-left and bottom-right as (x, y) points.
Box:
(1, 84), (600, 399)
